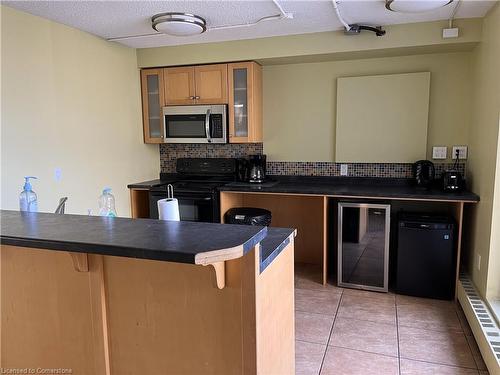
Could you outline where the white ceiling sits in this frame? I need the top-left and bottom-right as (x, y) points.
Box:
(3, 0), (497, 48)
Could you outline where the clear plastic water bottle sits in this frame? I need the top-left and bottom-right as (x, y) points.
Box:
(98, 187), (117, 217)
(19, 176), (38, 212)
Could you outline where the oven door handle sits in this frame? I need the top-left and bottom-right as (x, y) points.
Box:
(205, 108), (212, 143)
(177, 196), (213, 201)
(152, 194), (213, 201)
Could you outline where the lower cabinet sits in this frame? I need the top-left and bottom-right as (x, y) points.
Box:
(1, 243), (295, 374)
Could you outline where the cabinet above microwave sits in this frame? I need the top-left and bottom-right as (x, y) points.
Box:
(140, 61), (262, 144)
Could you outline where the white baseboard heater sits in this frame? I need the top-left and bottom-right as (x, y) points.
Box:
(458, 273), (500, 375)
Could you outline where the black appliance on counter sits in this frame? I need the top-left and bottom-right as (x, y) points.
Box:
(413, 160), (435, 189)
(443, 171), (463, 192)
(149, 158), (238, 222)
(247, 154), (267, 183)
(396, 213), (456, 300)
(443, 150), (464, 192)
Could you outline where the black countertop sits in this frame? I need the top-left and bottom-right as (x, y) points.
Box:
(127, 179), (167, 189)
(0, 210), (269, 265)
(219, 176), (480, 202)
(0, 210), (295, 273)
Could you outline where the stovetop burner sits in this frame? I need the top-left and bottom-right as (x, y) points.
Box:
(153, 158), (240, 193)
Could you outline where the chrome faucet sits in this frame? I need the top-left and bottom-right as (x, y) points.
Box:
(54, 197), (68, 214)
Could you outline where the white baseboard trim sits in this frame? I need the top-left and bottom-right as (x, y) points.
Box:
(459, 273), (500, 375)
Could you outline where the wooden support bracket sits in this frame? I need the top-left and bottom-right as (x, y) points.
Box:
(69, 252), (89, 272)
(205, 262), (225, 289)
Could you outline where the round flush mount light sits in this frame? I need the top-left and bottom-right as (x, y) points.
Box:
(152, 12), (207, 36)
(385, 0), (453, 13)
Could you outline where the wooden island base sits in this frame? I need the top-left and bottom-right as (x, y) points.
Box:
(1, 241), (295, 374)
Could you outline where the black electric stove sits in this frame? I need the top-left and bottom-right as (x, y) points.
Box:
(149, 158), (239, 222)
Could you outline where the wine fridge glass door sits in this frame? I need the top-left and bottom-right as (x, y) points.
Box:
(337, 202), (390, 292)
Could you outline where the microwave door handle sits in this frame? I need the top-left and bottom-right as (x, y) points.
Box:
(205, 108), (212, 143)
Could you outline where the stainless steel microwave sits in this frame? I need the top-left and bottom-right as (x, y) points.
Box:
(163, 105), (227, 143)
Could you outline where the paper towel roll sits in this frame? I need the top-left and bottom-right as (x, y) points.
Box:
(157, 198), (180, 221)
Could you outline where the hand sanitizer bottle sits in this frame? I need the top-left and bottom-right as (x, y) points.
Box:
(98, 187), (117, 217)
(19, 176), (38, 212)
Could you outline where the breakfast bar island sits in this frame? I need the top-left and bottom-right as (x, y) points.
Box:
(0, 210), (296, 375)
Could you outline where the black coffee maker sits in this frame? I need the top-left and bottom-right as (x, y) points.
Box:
(248, 154), (267, 183)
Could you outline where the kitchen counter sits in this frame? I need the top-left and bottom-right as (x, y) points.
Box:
(1, 209), (296, 373)
(0, 210), (295, 271)
(128, 175), (479, 202)
(219, 176), (480, 202)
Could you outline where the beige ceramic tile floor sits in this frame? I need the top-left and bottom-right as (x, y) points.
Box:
(294, 263), (490, 375)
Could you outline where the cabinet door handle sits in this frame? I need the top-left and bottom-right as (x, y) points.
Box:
(189, 96), (195, 100)
(195, 96), (200, 100)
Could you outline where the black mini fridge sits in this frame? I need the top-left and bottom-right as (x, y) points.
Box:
(396, 213), (456, 300)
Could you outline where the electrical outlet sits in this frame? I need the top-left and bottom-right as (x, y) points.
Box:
(340, 164), (348, 176)
(477, 254), (481, 271)
(452, 146), (468, 159)
(432, 146), (447, 160)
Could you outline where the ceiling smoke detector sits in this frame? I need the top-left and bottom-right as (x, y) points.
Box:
(152, 12), (207, 36)
(385, 0), (454, 13)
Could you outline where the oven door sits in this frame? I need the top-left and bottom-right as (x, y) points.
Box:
(163, 105), (227, 144)
(149, 190), (219, 223)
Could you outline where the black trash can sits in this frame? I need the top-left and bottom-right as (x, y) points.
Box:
(224, 207), (272, 226)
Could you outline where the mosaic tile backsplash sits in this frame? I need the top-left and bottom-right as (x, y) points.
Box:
(159, 144), (466, 178)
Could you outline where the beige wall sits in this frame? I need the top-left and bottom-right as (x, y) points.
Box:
(0, 6), (159, 216)
(466, 3), (500, 298)
(263, 52), (472, 161)
(335, 72), (430, 163)
(490, 120), (500, 300)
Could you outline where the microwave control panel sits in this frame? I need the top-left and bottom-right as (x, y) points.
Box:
(211, 114), (223, 138)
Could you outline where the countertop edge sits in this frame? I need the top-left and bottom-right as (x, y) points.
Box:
(0, 236), (197, 264)
(218, 188), (479, 203)
(259, 229), (297, 274)
(194, 226), (268, 265)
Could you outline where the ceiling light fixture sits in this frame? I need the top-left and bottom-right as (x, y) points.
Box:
(385, 0), (453, 13)
(151, 12), (206, 36)
(107, 1), (292, 42)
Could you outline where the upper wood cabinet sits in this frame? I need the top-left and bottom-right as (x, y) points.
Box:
(164, 64), (228, 105)
(141, 68), (165, 143)
(163, 67), (195, 105)
(140, 62), (262, 144)
(228, 62), (263, 143)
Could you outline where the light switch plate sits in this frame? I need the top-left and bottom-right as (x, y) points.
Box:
(340, 164), (348, 176)
(452, 146), (468, 159)
(432, 146), (447, 160)
(54, 167), (62, 182)
(442, 27), (459, 39)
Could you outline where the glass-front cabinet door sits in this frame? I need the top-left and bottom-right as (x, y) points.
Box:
(338, 202), (390, 292)
(141, 69), (165, 143)
(228, 62), (263, 143)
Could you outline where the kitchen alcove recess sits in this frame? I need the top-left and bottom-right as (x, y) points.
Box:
(140, 61), (262, 144)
